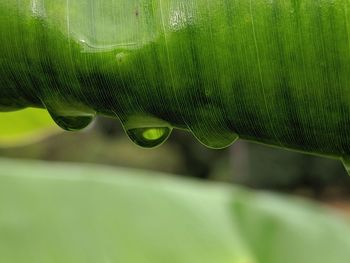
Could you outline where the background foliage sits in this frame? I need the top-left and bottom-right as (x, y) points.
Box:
(1, 158), (350, 263)
(1, 110), (350, 262)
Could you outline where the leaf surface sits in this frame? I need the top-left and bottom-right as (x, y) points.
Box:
(1, 0), (350, 158)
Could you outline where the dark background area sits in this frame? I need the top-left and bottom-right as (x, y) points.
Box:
(1, 116), (350, 208)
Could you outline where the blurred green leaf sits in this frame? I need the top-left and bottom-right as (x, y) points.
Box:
(0, 108), (60, 146)
(0, 158), (350, 262)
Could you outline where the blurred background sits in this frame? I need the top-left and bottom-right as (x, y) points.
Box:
(2, 116), (350, 215)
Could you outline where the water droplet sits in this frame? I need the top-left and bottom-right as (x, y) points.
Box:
(190, 126), (239, 149)
(120, 114), (173, 148)
(50, 114), (94, 131)
(184, 103), (238, 149)
(44, 102), (95, 131)
(341, 156), (350, 176)
(126, 127), (172, 148)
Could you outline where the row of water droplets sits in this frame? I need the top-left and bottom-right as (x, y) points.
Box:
(46, 107), (240, 149)
(45, 104), (172, 148)
(42, 91), (239, 149)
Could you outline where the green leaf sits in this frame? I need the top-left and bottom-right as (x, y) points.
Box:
(0, 108), (60, 146)
(1, 158), (350, 262)
(1, 0), (350, 156)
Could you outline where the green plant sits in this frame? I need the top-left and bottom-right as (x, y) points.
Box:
(1, 0), (350, 171)
(3, 2), (350, 261)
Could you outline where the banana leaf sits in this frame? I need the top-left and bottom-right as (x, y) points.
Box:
(1, 1), (350, 171)
(1, 158), (350, 263)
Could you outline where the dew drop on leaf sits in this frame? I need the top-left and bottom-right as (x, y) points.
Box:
(49, 113), (94, 131)
(44, 101), (96, 131)
(190, 126), (239, 149)
(126, 127), (172, 148)
(341, 156), (350, 176)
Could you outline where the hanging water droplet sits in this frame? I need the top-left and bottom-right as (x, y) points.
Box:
(184, 103), (239, 149)
(120, 114), (173, 148)
(43, 100), (96, 131)
(126, 127), (172, 148)
(341, 156), (350, 176)
(190, 126), (239, 149)
(50, 114), (94, 131)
